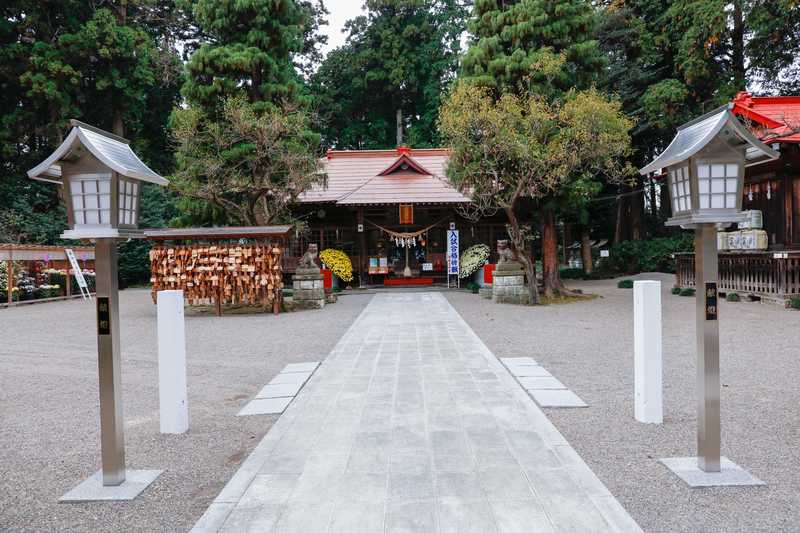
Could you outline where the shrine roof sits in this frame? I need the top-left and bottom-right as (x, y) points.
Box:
(731, 92), (800, 143)
(144, 226), (293, 241)
(300, 147), (469, 205)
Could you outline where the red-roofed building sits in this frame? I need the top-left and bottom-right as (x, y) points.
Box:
(288, 146), (505, 284)
(731, 92), (800, 247)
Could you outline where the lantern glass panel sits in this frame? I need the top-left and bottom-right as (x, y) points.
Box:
(669, 165), (692, 213)
(118, 179), (139, 226)
(71, 173), (112, 227)
(697, 162), (738, 209)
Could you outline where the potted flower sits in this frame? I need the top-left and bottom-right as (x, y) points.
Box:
(459, 244), (491, 284)
(319, 249), (354, 286)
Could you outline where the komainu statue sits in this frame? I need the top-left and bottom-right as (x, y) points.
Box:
(298, 243), (320, 270)
(496, 239), (522, 271)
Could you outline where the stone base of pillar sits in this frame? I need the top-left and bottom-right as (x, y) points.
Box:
(492, 266), (529, 304)
(292, 268), (325, 310)
(479, 285), (492, 299)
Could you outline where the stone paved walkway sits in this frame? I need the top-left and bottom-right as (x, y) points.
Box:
(192, 293), (642, 533)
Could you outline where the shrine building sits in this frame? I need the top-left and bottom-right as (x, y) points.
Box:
(287, 146), (505, 285)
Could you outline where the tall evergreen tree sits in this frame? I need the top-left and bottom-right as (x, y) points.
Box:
(311, 0), (469, 149)
(180, 0), (308, 114)
(0, 1), (181, 250)
(459, 0), (612, 296)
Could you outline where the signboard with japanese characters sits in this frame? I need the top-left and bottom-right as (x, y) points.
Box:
(447, 230), (459, 275)
(705, 282), (718, 321)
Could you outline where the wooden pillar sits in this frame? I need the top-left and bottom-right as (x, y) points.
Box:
(6, 260), (13, 304)
(358, 207), (366, 287)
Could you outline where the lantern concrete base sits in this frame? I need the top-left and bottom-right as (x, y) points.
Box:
(659, 457), (765, 487)
(492, 269), (528, 304)
(60, 469), (162, 502)
(292, 270), (325, 310)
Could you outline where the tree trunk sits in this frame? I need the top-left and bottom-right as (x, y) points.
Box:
(581, 229), (593, 275)
(396, 108), (403, 146)
(541, 207), (560, 298)
(660, 178), (671, 220)
(614, 193), (628, 244)
(504, 206), (539, 305)
(732, 0), (746, 89)
(630, 187), (644, 240)
(113, 110), (124, 137)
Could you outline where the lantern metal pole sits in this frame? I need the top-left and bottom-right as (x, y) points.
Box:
(694, 224), (721, 472)
(94, 237), (126, 486)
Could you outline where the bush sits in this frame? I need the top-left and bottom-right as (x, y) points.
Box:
(617, 279), (634, 289)
(679, 288), (695, 296)
(671, 287), (682, 295)
(790, 297), (800, 310)
(466, 281), (480, 293)
(726, 292), (740, 302)
(605, 234), (694, 275)
(559, 267), (585, 280)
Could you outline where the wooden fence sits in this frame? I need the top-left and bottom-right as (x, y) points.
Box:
(675, 251), (800, 301)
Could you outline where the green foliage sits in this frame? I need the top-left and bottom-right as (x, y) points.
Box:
(617, 279), (634, 289)
(1, 1), (182, 281)
(726, 292), (741, 302)
(171, 97), (324, 226)
(679, 287), (696, 297)
(603, 234), (694, 275)
(466, 281), (480, 293)
(440, 82), (633, 214)
(671, 287), (682, 295)
(461, 0), (604, 96)
(559, 267), (585, 280)
(181, 0), (308, 115)
(790, 297), (800, 310)
(311, 0), (468, 149)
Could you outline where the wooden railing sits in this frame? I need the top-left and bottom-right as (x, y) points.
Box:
(676, 251), (800, 300)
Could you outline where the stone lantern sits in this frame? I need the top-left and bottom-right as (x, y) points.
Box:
(28, 120), (167, 500)
(639, 106), (777, 486)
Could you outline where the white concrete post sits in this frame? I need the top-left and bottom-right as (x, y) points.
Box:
(157, 290), (188, 434)
(634, 280), (663, 424)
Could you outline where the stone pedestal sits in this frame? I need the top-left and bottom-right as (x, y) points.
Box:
(292, 268), (325, 310)
(479, 285), (492, 299)
(492, 263), (529, 304)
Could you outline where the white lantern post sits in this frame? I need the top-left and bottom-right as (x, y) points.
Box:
(640, 106), (777, 486)
(28, 120), (167, 501)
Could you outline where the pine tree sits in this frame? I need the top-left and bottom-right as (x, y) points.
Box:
(461, 0), (604, 95)
(180, 0), (308, 114)
(311, 0), (469, 149)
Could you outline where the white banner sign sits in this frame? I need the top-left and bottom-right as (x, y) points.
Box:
(65, 248), (91, 300)
(447, 230), (459, 275)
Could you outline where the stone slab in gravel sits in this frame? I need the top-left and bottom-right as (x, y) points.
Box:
(519, 376), (567, 390)
(269, 372), (312, 385)
(282, 362), (320, 373)
(529, 389), (589, 408)
(237, 397), (293, 416)
(446, 272), (800, 532)
(60, 469), (163, 502)
(509, 366), (552, 377)
(0, 288), (371, 532)
(255, 382), (304, 399)
(659, 456), (766, 487)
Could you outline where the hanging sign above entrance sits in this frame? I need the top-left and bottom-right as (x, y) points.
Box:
(399, 204), (414, 225)
(447, 230), (459, 275)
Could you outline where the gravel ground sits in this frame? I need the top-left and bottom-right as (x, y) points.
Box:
(446, 273), (800, 533)
(0, 289), (371, 533)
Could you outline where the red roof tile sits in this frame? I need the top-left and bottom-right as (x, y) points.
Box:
(300, 147), (469, 205)
(731, 92), (800, 143)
